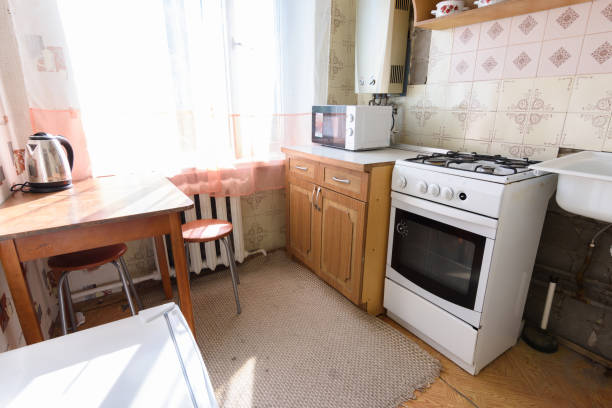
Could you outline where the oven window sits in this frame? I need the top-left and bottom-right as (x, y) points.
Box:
(391, 208), (486, 309)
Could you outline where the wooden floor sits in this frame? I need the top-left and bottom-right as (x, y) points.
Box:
(62, 280), (612, 408)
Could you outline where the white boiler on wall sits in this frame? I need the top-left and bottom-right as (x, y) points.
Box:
(355, 0), (410, 94)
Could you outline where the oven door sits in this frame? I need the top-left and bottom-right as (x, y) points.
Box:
(386, 192), (497, 327)
(312, 106), (347, 148)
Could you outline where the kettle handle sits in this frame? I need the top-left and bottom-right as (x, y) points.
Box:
(54, 135), (74, 171)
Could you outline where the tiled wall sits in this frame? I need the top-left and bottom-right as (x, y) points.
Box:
(396, 0), (612, 159)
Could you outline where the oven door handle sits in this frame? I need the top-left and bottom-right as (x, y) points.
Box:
(390, 192), (498, 239)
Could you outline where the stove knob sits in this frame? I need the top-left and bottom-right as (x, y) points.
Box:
(441, 187), (454, 200)
(397, 176), (408, 189)
(416, 180), (428, 194)
(428, 183), (440, 197)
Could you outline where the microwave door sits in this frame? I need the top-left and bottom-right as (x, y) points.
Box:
(312, 107), (346, 148)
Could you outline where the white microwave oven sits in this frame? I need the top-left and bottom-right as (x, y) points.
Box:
(311, 105), (392, 150)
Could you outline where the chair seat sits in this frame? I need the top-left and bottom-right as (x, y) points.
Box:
(48, 244), (128, 272)
(182, 219), (233, 243)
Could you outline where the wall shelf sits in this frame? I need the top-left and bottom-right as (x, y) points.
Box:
(412, 0), (590, 30)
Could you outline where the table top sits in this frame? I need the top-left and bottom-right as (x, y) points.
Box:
(0, 175), (194, 240)
(0, 303), (218, 408)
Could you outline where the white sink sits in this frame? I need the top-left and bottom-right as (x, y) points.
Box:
(530, 151), (612, 223)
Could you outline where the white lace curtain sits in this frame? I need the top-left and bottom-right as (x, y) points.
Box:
(2, 0), (330, 197)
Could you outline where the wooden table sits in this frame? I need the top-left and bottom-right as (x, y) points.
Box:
(0, 175), (194, 345)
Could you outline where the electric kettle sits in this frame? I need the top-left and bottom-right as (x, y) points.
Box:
(24, 132), (74, 192)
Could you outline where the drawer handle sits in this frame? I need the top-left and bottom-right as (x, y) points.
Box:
(295, 165), (308, 171)
(332, 176), (351, 184)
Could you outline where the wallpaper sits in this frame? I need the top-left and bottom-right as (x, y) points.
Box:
(327, 0), (358, 105)
(241, 189), (286, 253)
(395, 0), (612, 159)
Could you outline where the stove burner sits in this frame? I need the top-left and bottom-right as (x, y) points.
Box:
(425, 158), (448, 166)
(475, 165), (496, 174)
(406, 151), (538, 177)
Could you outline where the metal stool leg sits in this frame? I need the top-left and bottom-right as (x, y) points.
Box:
(63, 277), (77, 332)
(112, 260), (137, 316)
(58, 272), (70, 335)
(228, 236), (239, 284)
(221, 237), (241, 314)
(119, 257), (143, 311)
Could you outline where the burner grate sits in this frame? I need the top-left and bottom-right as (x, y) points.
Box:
(406, 151), (539, 176)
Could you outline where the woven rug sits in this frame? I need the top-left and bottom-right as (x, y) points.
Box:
(144, 251), (440, 408)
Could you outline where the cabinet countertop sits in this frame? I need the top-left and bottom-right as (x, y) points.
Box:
(281, 144), (444, 171)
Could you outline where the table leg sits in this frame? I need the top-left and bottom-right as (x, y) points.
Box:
(154, 236), (173, 300)
(0, 240), (43, 344)
(168, 213), (195, 333)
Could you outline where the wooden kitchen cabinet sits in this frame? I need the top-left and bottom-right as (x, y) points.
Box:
(283, 146), (397, 315)
(288, 178), (317, 270)
(318, 187), (366, 305)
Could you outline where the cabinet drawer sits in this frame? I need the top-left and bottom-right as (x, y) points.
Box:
(289, 158), (318, 182)
(322, 165), (368, 201)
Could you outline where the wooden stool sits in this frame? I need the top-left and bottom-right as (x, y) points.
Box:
(48, 243), (143, 335)
(182, 219), (241, 314)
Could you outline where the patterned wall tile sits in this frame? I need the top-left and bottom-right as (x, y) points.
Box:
(534, 76), (574, 112)
(603, 132), (612, 150)
(453, 24), (481, 53)
(498, 78), (535, 111)
(427, 54), (451, 83)
(475, 47), (506, 80)
(430, 29), (453, 56)
(479, 18), (511, 50)
(493, 112), (526, 143)
(568, 73), (612, 112)
(449, 51), (476, 82)
(403, 84), (426, 108)
(578, 32), (612, 74)
(538, 37), (582, 77)
(587, 0), (612, 34)
(464, 139), (491, 153)
(509, 11), (548, 45)
(439, 138), (465, 151)
(466, 111), (496, 141)
(562, 112), (609, 149)
(445, 82), (472, 110)
(470, 80), (501, 111)
(545, 3), (591, 40)
(436, 111), (467, 139)
(522, 112), (567, 146)
(503, 43), (542, 78)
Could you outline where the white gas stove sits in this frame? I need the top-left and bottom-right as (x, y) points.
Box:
(384, 151), (557, 375)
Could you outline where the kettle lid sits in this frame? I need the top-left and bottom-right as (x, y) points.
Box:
(29, 132), (54, 140)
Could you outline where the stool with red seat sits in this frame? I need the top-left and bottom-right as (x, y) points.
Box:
(48, 243), (143, 335)
(182, 219), (241, 314)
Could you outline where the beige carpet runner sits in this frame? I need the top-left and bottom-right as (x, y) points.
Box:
(146, 251), (440, 407)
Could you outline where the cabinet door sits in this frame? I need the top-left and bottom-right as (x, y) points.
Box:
(318, 187), (366, 305)
(288, 179), (317, 269)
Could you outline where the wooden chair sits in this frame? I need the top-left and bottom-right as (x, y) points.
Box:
(182, 219), (241, 314)
(48, 243), (143, 335)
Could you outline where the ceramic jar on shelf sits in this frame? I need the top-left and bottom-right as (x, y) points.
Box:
(431, 1), (469, 18)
